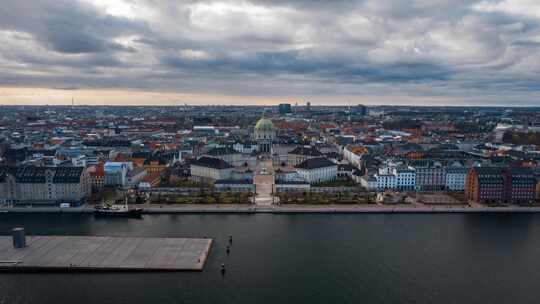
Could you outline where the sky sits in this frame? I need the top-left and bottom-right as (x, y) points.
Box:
(0, 0), (539, 106)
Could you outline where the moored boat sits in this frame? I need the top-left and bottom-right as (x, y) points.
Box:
(94, 198), (143, 218)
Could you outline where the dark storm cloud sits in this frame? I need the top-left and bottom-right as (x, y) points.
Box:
(162, 51), (452, 84)
(0, 0), (145, 54)
(0, 0), (539, 104)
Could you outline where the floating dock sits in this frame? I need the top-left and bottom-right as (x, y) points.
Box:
(0, 235), (212, 272)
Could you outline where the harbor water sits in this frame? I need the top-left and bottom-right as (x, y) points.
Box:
(0, 213), (539, 304)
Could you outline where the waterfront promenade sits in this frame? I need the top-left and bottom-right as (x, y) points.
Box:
(3, 204), (540, 214)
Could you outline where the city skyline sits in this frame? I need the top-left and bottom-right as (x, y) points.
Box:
(1, 1), (540, 303)
(1, 0), (540, 106)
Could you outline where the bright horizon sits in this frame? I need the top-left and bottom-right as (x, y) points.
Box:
(1, 86), (538, 107)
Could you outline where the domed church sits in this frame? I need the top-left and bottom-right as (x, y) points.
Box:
(253, 113), (275, 154)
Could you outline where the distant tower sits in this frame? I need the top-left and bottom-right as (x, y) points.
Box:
(357, 104), (367, 116)
(71, 97), (75, 109)
(278, 103), (291, 114)
(348, 100), (351, 122)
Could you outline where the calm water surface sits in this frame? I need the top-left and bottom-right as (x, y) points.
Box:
(0, 213), (539, 304)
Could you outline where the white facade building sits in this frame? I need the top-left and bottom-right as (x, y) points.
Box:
(190, 156), (233, 182)
(396, 168), (416, 190)
(445, 167), (469, 191)
(104, 162), (133, 187)
(374, 162), (415, 191)
(203, 147), (256, 167)
(375, 174), (397, 190)
(0, 167), (91, 205)
(295, 157), (338, 184)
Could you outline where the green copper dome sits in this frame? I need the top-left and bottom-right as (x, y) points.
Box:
(254, 118), (274, 131)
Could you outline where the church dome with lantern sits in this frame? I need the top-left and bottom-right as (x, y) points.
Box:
(253, 113), (275, 154)
(254, 117), (274, 131)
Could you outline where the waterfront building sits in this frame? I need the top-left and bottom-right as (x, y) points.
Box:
(466, 167), (505, 204)
(445, 167), (469, 191)
(190, 156), (233, 183)
(375, 173), (397, 190)
(505, 167), (536, 204)
(373, 161), (415, 191)
(0, 166), (91, 205)
(465, 167), (536, 204)
(396, 167), (416, 190)
(87, 162), (105, 192)
(414, 164), (446, 191)
(295, 157), (337, 184)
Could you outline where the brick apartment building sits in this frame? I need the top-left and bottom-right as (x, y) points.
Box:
(465, 167), (536, 204)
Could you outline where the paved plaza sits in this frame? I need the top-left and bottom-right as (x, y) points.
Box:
(253, 158), (275, 206)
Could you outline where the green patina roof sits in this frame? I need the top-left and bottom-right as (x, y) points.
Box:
(254, 118), (274, 131)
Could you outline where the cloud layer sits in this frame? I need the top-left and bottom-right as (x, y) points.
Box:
(0, 0), (539, 105)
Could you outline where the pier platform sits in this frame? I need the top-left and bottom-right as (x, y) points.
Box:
(0, 235), (212, 272)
